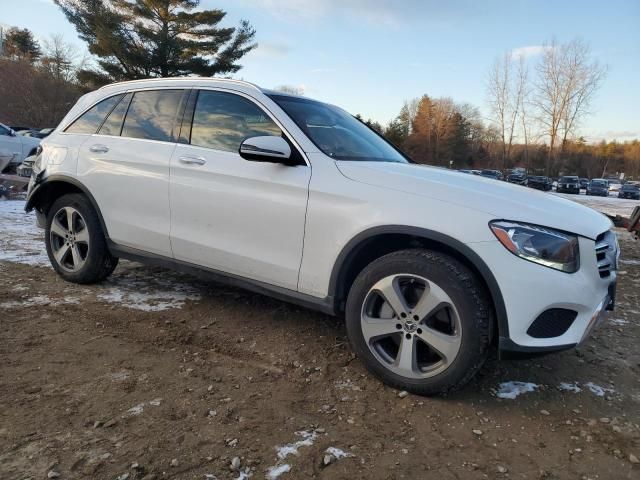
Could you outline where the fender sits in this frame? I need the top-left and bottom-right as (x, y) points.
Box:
(328, 225), (509, 340)
(25, 173), (110, 238)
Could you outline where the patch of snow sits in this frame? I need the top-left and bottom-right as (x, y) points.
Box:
(123, 398), (162, 417)
(235, 470), (252, 480)
(96, 264), (201, 311)
(610, 318), (629, 326)
(325, 447), (354, 459)
(266, 464), (291, 480)
(496, 381), (540, 399)
(584, 382), (615, 397)
(0, 294), (79, 308)
(126, 403), (145, 416)
(619, 259), (640, 265)
(0, 200), (50, 267)
(334, 379), (361, 391)
(275, 430), (318, 460)
(266, 430), (320, 479)
(558, 382), (582, 393)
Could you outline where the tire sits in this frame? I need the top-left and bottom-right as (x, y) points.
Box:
(45, 193), (118, 284)
(345, 249), (493, 396)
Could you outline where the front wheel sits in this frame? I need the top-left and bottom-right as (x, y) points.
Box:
(345, 249), (493, 396)
(45, 193), (118, 284)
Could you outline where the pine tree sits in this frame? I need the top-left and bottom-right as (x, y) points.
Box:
(2, 27), (41, 63)
(55, 0), (256, 86)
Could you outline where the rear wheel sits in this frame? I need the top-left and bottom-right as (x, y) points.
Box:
(345, 249), (493, 396)
(45, 194), (118, 283)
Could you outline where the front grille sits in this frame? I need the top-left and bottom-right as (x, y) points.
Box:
(595, 231), (617, 278)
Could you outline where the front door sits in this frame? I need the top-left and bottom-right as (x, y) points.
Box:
(169, 89), (311, 290)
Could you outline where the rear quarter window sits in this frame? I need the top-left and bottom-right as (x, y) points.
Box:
(64, 94), (124, 134)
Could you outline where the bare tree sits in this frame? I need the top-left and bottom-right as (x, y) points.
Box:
(41, 35), (83, 83)
(533, 39), (606, 173)
(486, 52), (522, 169)
(515, 55), (532, 171)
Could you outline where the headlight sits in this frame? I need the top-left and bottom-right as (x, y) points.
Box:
(33, 149), (44, 174)
(489, 221), (580, 273)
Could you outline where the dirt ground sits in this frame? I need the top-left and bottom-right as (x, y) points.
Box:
(1, 200), (640, 480)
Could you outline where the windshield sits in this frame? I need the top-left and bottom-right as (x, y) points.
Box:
(561, 176), (578, 181)
(268, 94), (408, 163)
(591, 180), (606, 186)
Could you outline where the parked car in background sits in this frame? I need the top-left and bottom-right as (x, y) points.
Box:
(527, 175), (552, 191)
(587, 179), (609, 196)
(24, 77), (618, 395)
(618, 182), (640, 199)
(607, 178), (622, 194)
(0, 122), (41, 173)
(480, 169), (503, 180)
(556, 175), (581, 194)
(507, 172), (527, 185)
(580, 178), (589, 189)
(17, 155), (36, 177)
(21, 128), (55, 139)
(9, 125), (32, 133)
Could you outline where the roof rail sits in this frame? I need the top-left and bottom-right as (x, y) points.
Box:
(98, 76), (261, 92)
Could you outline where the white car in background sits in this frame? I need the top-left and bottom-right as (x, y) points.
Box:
(0, 122), (41, 173)
(607, 178), (622, 194)
(25, 78), (619, 395)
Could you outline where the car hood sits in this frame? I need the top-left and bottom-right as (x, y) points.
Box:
(336, 161), (612, 240)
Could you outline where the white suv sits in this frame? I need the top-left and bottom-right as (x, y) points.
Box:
(26, 78), (618, 395)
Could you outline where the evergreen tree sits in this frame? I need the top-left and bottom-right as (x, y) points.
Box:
(54, 0), (256, 86)
(2, 27), (41, 62)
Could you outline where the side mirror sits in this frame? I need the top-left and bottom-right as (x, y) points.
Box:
(239, 136), (293, 165)
(9, 129), (16, 137)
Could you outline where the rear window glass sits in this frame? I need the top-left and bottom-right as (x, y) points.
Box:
(121, 90), (183, 142)
(65, 94), (124, 134)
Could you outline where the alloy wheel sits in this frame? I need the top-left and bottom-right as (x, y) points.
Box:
(49, 206), (90, 272)
(361, 274), (462, 379)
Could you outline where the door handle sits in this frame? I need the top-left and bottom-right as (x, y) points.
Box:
(90, 144), (109, 153)
(178, 155), (206, 166)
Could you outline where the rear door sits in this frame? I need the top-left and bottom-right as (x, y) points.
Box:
(169, 89), (311, 290)
(75, 89), (186, 256)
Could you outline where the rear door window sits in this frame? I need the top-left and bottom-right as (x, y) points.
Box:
(190, 90), (281, 152)
(121, 90), (184, 142)
(65, 94), (124, 134)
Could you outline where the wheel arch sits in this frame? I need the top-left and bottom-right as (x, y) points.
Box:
(26, 175), (109, 237)
(329, 225), (509, 339)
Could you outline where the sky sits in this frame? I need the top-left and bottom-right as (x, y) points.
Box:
(1, 0), (639, 143)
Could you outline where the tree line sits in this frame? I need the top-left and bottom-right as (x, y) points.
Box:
(1, 3), (637, 179)
(366, 38), (638, 179)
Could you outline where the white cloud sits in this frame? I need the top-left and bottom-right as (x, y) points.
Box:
(511, 45), (549, 58)
(247, 41), (292, 59)
(237, 0), (484, 26)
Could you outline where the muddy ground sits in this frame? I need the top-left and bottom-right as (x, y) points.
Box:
(1, 199), (639, 480)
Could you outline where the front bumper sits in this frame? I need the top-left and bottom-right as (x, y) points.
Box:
(470, 234), (617, 356)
